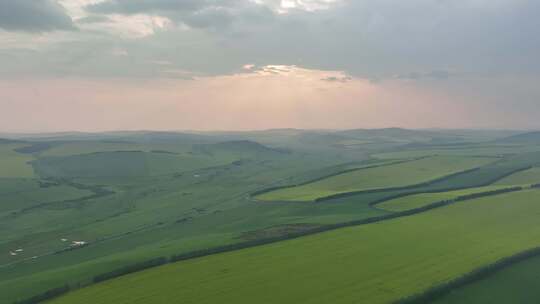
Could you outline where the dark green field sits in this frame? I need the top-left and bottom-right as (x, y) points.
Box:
(2, 129), (540, 304)
(433, 254), (540, 304)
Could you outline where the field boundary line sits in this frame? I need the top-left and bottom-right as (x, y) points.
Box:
(253, 157), (520, 203)
(249, 157), (428, 198)
(394, 245), (540, 304)
(317, 161), (532, 203)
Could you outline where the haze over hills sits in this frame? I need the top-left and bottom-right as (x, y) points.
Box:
(497, 131), (540, 144)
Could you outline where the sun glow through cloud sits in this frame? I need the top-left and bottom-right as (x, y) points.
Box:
(0, 0), (539, 131)
(0, 64), (507, 133)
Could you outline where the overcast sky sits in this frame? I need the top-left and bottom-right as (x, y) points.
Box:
(0, 0), (539, 132)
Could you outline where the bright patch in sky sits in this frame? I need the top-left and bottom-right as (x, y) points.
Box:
(0, 0), (539, 130)
(279, 0), (341, 12)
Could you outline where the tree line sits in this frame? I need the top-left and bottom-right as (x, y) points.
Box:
(13, 285), (70, 304)
(394, 246), (540, 304)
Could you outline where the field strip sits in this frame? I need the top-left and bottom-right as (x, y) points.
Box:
(254, 156), (498, 202)
(250, 157), (421, 198)
(314, 166), (483, 202)
(363, 164), (534, 208)
(318, 162), (536, 203)
(375, 185), (517, 212)
(395, 245), (540, 304)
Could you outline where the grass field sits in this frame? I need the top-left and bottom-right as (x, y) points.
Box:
(0, 179), (93, 216)
(255, 156), (496, 202)
(377, 185), (512, 212)
(494, 166), (540, 186)
(0, 144), (35, 178)
(372, 144), (540, 159)
(33, 151), (233, 178)
(49, 189), (540, 304)
(0, 135), (379, 303)
(432, 254), (540, 304)
(2, 130), (539, 304)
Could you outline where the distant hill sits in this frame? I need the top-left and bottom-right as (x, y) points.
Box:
(119, 131), (214, 144)
(0, 138), (23, 144)
(293, 132), (353, 145)
(0, 131), (214, 144)
(193, 140), (288, 157)
(334, 128), (464, 144)
(498, 131), (540, 144)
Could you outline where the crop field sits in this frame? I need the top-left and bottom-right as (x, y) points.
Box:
(255, 156), (496, 202)
(494, 166), (540, 186)
(433, 254), (540, 304)
(2, 129), (540, 304)
(49, 189), (540, 304)
(0, 179), (93, 216)
(372, 144), (540, 159)
(377, 185), (512, 212)
(33, 151), (231, 178)
(0, 144), (35, 178)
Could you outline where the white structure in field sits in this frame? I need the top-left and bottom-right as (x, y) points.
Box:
(71, 241), (87, 247)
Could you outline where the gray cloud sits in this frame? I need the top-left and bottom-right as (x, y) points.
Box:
(2, 0), (540, 130)
(321, 76), (352, 83)
(182, 7), (235, 29)
(0, 0), (74, 32)
(2, 0), (540, 81)
(76, 15), (111, 25)
(85, 0), (274, 30)
(395, 70), (454, 81)
(86, 0), (215, 15)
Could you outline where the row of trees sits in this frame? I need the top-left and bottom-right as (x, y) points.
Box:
(454, 187), (523, 201)
(92, 257), (168, 283)
(13, 285), (70, 304)
(395, 246), (540, 304)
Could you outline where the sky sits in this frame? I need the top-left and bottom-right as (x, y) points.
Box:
(0, 0), (539, 132)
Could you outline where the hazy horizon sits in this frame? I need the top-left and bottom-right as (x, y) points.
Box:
(2, 126), (539, 135)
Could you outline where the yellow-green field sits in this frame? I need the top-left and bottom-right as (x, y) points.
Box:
(50, 189), (540, 304)
(377, 185), (511, 212)
(256, 156), (495, 201)
(0, 144), (35, 178)
(494, 166), (540, 186)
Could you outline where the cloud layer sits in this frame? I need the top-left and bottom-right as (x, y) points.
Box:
(0, 0), (74, 32)
(0, 0), (539, 131)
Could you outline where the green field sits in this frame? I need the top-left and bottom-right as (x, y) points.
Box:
(2, 129), (540, 304)
(49, 189), (540, 304)
(494, 166), (540, 186)
(0, 179), (93, 216)
(377, 185), (512, 212)
(33, 151), (231, 178)
(255, 156), (496, 202)
(372, 144), (540, 159)
(432, 254), (540, 304)
(0, 144), (35, 178)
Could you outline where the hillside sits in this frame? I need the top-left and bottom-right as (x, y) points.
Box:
(498, 131), (540, 144)
(193, 140), (288, 157)
(3, 131), (540, 304)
